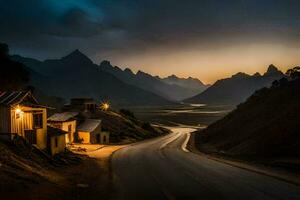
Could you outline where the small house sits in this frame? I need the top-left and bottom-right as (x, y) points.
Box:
(0, 91), (48, 150)
(48, 112), (78, 144)
(77, 119), (109, 144)
(47, 126), (67, 155)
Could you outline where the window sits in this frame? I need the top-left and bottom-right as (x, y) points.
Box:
(33, 113), (43, 129)
(55, 137), (58, 147)
(68, 124), (72, 132)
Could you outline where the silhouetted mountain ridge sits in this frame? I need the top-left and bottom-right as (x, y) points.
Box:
(61, 49), (93, 65)
(162, 74), (208, 90)
(99, 60), (209, 101)
(11, 51), (174, 106)
(185, 65), (284, 105)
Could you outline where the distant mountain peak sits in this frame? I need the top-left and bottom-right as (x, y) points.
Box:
(136, 70), (147, 76)
(62, 49), (92, 64)
(232, 72), (250, 78)
(264, 64), (281, 75)
(100, 60), (111, 66)
(253, 72), (261, 77)
(124, 68), (134, 75)
(168, 74), (178, 79)
(268, 64), (277, 70)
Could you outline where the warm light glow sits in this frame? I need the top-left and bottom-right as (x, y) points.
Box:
(100, 102), (110, 111)
(15, 108), (22, 114)
(15, 106), (23, 119)
(104, 42), (300, 84)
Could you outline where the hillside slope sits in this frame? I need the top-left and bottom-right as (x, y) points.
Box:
(185, 65), (284, 105)
(196, 77), (300, 157)
(0, 136), (84, 197)
(11, 51), (174, 107)
(77, 109), (169, 143)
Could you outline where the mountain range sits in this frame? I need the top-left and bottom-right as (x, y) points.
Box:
(11, 49), (287, 107)
(12, 49), (208, 106)
(11, 50), (175, 106)
(185, 65), (284, 106)
(99, 61), (208, 101)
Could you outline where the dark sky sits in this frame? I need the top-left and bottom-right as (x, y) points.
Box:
(1, 0), (300, 83)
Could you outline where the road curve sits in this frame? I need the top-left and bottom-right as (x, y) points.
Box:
(112, 127), (300, 200)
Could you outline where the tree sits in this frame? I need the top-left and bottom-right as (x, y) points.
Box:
(286, 67), (300, 80)
(119, 109), (136, 119)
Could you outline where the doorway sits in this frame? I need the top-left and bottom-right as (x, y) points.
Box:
(96, 134), (101, 143)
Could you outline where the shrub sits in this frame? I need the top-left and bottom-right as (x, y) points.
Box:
(142, 122), (154, 131)
(119, 109), (136, 119)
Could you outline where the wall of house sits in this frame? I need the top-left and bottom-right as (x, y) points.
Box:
(90, 123), (102, 144)
(10, 105), (47, 150)
(101, 132), (110, 144)
(77, 131), (90, 143)
(61, 120), (76, 143)
(48, 120), (76, 144)
(50, 135), (66, 155)
(37, 108), (47, 149)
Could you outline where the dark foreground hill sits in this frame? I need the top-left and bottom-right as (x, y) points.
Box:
(12, 50), (174, 107)
(195, 75), (300, 158)
(185, 65), (284, 106)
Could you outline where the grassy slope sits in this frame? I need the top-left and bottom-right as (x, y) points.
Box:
(0, 137), (83, 196)
(196, 78), (300, 157)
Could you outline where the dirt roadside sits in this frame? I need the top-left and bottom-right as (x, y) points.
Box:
(1, 144), (126, 200)
(60, 144), (127, 200)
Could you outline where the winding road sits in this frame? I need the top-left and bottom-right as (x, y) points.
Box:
(112, 127), (300, 200)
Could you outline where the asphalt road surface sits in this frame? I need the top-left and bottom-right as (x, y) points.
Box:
(112, 127), (300, 200)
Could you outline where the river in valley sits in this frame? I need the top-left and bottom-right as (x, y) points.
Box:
(127, 103), (233, 128)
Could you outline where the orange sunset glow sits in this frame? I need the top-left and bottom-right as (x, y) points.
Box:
(104, 42), (300, 84)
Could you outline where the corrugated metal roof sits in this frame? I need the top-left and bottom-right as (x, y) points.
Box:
(48, 112), (79, 122)
(0, 91), (38, 106)
(78, 119), (101, 132)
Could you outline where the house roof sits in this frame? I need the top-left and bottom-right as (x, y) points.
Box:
(77, 119), (101, 132)
(0, 91), (38, 106)
(48, 112), (79, 122)
(47, 126), (68, 137)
